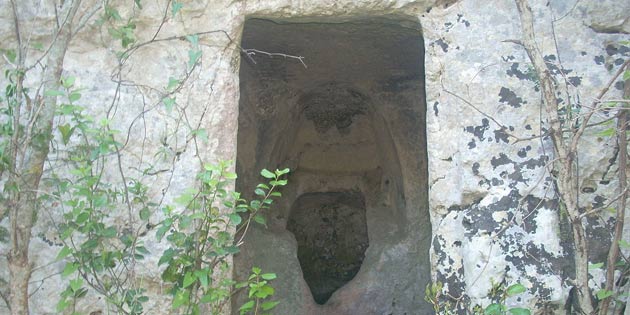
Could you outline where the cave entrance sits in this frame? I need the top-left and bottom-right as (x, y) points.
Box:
(234, 17), (432, 314)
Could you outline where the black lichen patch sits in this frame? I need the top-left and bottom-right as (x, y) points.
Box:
(433, 101), (439, 116)
(465, 118), (490, 141)
(490, 153), (512, 168)
(506, 62), (538, 83)
(594, 55), (605, 65)
(606, 44), (630, 57)
(494, 128), (510, 144)
(472, 162), (480, 175)
(615, 81), (625, 91)
(543, 55), (573, 76)
(499, 87), (526, 108)
(517, 145), (532, 158)
(592, 195), (606, 209)
(521, 155), (548, 170)
(456, 14), (470, 27)
(459, 192), (573, 299)
(462, 190), (520, 237)
(568, 76), (582, 87)
(502, 55), (516, 62)
(444, 22), (454, 32)
(433, 38), (449, 52)
(490, 153), (548, 188)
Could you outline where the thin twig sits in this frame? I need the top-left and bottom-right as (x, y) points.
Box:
(570, 59), (630, 151)
(599, 76), (629, 315)
(242, 49), (308, 69)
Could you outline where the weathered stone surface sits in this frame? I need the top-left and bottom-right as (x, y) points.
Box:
(0, 0), (628, 314)
(579, 0), (630, 34)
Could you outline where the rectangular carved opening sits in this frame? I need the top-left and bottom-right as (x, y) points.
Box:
(234, 17), (432, 314)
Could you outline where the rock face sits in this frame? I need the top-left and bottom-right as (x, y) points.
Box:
(0, 0), (628, 314)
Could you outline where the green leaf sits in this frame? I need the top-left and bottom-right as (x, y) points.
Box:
(172, 289), (190, 308)
(62, 262), (79, 277)
(105, 5), (122, 21)
(61, 76), (75, 89)
(31, 42), (44, 51)
(509, 308), (531, 315)
(256, 285), (274, 298)
(224, 172), (237, 180)
(596, 289), (614, 300)
(156, 224), (169, 241)
(250, 200), (261, 210)
(139, 208), (150, 221)
(56, 246), (72, 261)
(186, 34), (199, 46)
(239, 300), (254, 312)
(167, 77), (180, 91)
(69, 278), (83, 292)
(188, 49), (202, 68)
(68, 91), (81, 103)
(56, 298), (70, 312)
(134, 0), (142, 9)
(195, 269), (209, 289)
(58, 124), (74, 145)
(171, 2), (184, 17)
(254, 214), (266, 225)
(261, 301), (280, 311)
(229, 213), (242, 225)
(624, 70), (630, 81)
(485, 303), (504, 315)
(183, 271), (196, 288)
(254, 188), (266, 196)
(619, 239), (630, 249)
(506, 283), (527, 297)
(3, 49), (16, 63)
(269, 180), (288, 186)
(597, 128), (615, 137)
(158, 248), (175, 266)
(589, 262), (604, 270)
(275, 168), (290, 175)
(45, 90), (65, 97)
(261, 273), (276, 280)
(191, 128), (208, 142)
(101, 227), (117, 238)
(260, 169), (275, 179)
(163, 97), (175, 112)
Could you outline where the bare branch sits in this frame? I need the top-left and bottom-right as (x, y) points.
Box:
(571, 59), (630, 151)
(599, 72), (630, 315)
(514, 0), (594, 313)
(242, 48), (308, 69)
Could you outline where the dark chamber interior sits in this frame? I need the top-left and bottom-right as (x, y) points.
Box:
(287, 192), (368, 304)
(234, 17), (431, 313)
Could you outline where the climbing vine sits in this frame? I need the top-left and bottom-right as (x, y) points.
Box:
(0, 0), (298, 314)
